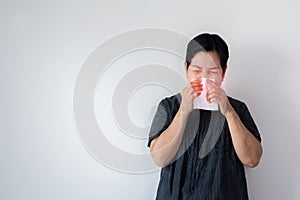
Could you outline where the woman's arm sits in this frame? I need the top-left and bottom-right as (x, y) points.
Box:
(224, 104), (263, 167)
(150, 84), (201, 167)
(150, 106), (188, 167)
(207, 79), (262, 168)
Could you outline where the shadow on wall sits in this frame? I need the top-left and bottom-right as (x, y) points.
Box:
(231, 44), (299, 200)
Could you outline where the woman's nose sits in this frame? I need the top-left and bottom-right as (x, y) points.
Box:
(200, 71), (208, 78)
(194, 74), (201, 79)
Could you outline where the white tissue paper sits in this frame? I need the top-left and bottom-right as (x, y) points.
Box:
(193, 78), (218, 110)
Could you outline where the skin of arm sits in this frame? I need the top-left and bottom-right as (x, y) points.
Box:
(150, 75), (262, 168)
(207, 79), (263, 168)
(150, 84), (201, 168)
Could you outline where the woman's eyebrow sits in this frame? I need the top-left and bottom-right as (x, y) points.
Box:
(208, 67), (220, 70)
(191, 64), (202, 69)
(191, 65), (220, 70)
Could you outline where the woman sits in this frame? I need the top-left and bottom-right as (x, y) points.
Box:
(148, 33), (262, 200)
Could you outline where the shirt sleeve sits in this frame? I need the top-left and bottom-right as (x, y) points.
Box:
(238, 102), (262, 143)
(147, 99), (171, 148)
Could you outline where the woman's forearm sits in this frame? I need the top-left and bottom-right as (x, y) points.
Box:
(225, 105), (263, 168)
(150, 106), (189, 168)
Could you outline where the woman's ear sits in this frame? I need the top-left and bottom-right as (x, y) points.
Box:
(184, 60), (188, 76)
(222, 66), (227, 80)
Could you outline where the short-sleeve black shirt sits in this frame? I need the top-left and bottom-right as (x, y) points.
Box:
(148, 94), (261, 200)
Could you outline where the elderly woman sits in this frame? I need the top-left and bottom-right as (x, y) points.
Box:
(148, 33), (262, 200)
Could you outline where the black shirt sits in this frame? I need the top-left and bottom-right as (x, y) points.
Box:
(148, 94), (261, 200)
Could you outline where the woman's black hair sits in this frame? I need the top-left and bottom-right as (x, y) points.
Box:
(185, 33), (229, 73)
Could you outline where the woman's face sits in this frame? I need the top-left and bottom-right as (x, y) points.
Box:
(185, 51), (225, 86)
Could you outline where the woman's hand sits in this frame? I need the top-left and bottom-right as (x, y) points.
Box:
(180, 83), (202, 116)
(206, 79), (233, 116)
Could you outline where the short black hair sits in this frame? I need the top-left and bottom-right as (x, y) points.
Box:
(185, 33), (229, 73)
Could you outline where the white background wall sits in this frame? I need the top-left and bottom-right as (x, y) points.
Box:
(1, 0), (300, 199)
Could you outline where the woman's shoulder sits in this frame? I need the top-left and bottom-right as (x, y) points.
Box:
(228, 96), (248, 113)
(159, 93), (181, 111)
